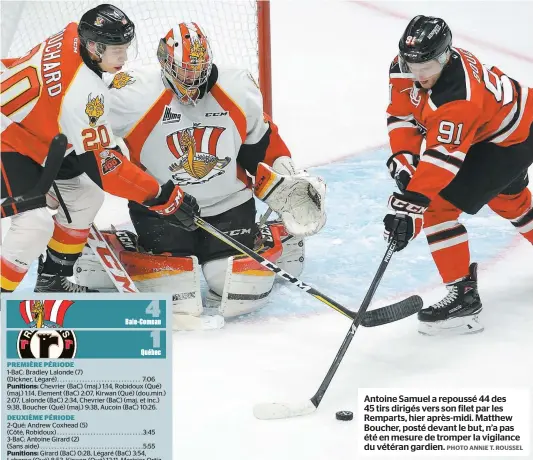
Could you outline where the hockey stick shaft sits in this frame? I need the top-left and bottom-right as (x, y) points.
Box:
(86, 223), (140, 293)
(310, 240), (396, 408)
(258, 207), (273, 227)
(1, 133), (67, 213)
(195, 216), (359, 320)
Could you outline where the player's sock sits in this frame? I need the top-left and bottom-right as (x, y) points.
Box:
(1, 256), (28, 292)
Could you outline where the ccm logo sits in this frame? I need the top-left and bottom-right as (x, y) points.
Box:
(205, 112), (228, 117)
(225, 228), (251, 236)
(391, 197), (427, 214)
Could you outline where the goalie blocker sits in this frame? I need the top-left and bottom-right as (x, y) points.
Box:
(74, 221), (305, 320)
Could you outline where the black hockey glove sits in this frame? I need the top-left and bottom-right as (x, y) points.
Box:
(386, 151), (420, 192)
(143, 180), (200, 231)
(383, 191), (429, 251)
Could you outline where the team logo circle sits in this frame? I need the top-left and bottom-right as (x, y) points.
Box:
(17, 329), (77, 359)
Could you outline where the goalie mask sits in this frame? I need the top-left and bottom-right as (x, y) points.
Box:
(157, 23), (213, 105)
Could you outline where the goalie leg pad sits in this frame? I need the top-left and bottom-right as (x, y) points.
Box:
(203, 256), (276, 317)
(74, 230), (203, 316)
(203, 223), (284, 317)
(120, 251), (203, 317)
(261, 221), (305, 277)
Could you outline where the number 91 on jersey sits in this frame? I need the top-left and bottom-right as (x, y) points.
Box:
(1, 293), (173, 460)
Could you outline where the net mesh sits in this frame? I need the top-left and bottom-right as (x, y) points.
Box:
(1, 0), (260, 80)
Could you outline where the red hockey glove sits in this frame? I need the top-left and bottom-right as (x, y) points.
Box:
(383, 191), (429, 251)
(386, 151), (420, 192)
(143, 180), (200, 231)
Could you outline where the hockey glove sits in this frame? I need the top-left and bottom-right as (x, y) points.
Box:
(386, 151), (420, 192)
(254, 162), (326, 237)
(143, 180), (200, 231)
(383, 191), (429, 251)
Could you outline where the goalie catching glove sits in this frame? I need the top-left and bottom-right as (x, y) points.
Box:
(143, 180), (200, 231)
(254, 161), (326, 237)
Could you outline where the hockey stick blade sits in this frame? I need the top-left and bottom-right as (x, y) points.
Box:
(253, 400), (317, 420)
(361, 295), (423, 327)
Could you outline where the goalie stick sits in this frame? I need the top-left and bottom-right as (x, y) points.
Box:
(86, 223), (140, 294)
(253, 239), (401, 420)
(194, 216), (422, 327)
(1, 133), (67, 216)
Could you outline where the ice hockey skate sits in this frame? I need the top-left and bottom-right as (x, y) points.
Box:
(35, 256), (97, 293)
(418, 263), (483, 336)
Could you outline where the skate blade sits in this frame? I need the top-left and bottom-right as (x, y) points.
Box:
(418, 314), (484, 336)
(172, 313), (224, 331)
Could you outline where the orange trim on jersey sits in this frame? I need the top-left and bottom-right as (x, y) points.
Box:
(262, 114), (291, 166)
(210, 83), (246, 143)
(92, 148), (160, 203)
(124, 89), (174, 166)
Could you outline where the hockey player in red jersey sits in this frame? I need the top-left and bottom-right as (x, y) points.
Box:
(1, 4), (198, 293)
(383, 15), (533, 335)
(73, 23), (326, 328)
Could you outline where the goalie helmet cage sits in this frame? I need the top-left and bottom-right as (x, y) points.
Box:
(1, 0), (273, 116)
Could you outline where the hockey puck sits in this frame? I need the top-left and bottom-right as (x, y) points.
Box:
(335, 410), (353, 421)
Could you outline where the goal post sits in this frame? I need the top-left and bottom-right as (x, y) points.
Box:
(1, 0), (273, 115)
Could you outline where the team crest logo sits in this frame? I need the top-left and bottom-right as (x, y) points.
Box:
(85, 93), (105, 126)
(189, 39), (207, 66)
(409, 84), (421, 107)
(94, 16), (105, 27)
(17, 300), (77, 359)
(166, 125), (230, 185)
(109, 71), (135, 90)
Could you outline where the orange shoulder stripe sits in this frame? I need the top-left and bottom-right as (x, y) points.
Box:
(124, 89), (173, 166)
(210, 83), (246, 143)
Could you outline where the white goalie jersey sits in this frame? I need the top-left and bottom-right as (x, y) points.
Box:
(107, 65), (290, 216)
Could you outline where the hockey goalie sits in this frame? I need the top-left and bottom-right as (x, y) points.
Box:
(74, 22), (326, 329)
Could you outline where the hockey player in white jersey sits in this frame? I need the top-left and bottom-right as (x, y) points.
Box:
(1, 5), (195, 293)
(74, 23), (326, 327)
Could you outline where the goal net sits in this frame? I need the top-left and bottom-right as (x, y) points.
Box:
(1, 0), (272, 113)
